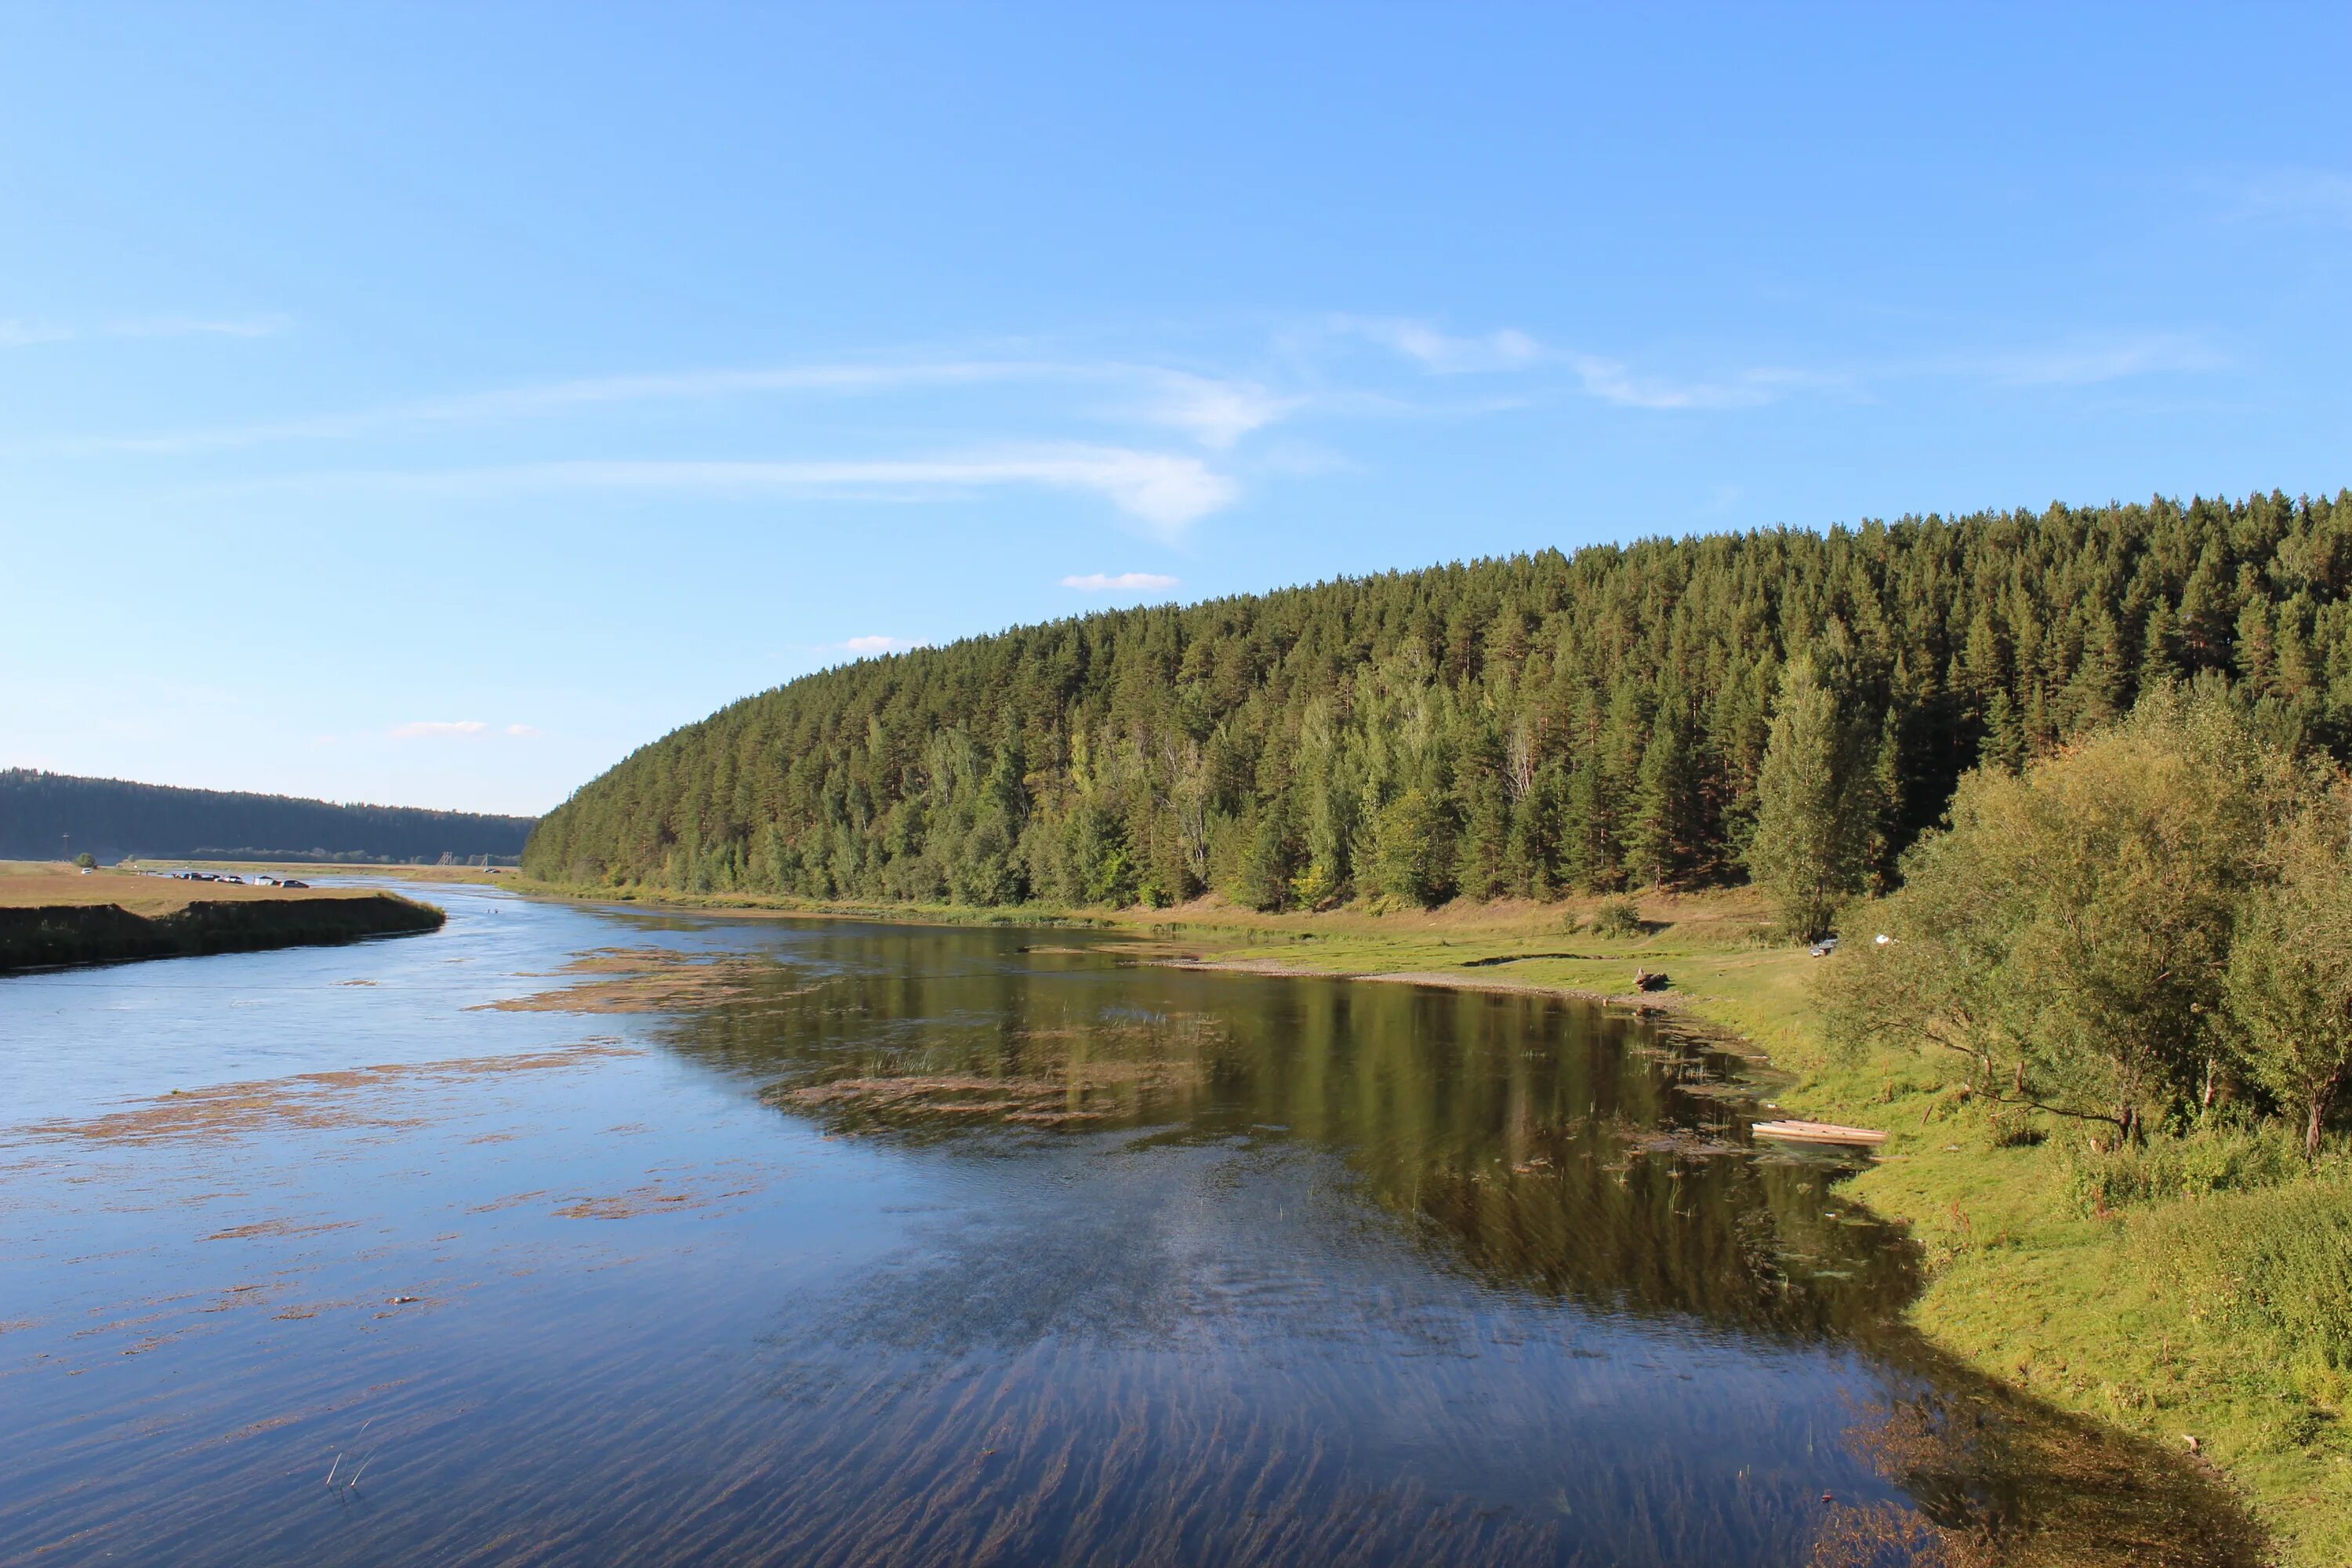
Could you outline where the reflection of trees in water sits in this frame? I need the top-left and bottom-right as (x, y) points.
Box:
(1817, 1367), (2264, 1568)
(1809, 1500), (1998, 1568)
(666, 946), (1911, 1337)
(653, 933), (2263, 1566)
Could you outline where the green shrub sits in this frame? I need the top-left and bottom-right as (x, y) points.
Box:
(1369, 787), (1454, 908)
(2060, 1122), (2313, 1214)
(2136, 1175), (2352, 1370)
(1590, 895), (1643, 939)
(1985, 1106), (2044, 1148)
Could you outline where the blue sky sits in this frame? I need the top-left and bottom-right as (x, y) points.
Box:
(3, 4), (2347, 815)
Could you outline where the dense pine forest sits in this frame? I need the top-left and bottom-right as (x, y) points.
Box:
(526, 492), (2352, 910)
(1, 771), (537, 864)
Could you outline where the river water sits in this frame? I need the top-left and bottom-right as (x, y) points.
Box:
(0, 883), (2256, 1566)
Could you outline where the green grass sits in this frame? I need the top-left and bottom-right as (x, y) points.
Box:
(510, 876), (2352, 1560)
(2141, 1178), (2352, 1385)
(1644, 911), (2352, 1564)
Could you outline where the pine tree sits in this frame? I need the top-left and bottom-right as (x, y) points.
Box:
(520, 492), (2352, 916)
(1557, 761), (1613, 891)
(1979, 688), (2025, 774)
(1456, 773), (1511, 900)
(1233, 799), (1295, 912)
(1626, 702), (1702, 888)
(1748, 658), (1869, 939)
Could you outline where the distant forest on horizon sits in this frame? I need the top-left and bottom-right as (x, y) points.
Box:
(1, 771), (538, 864)
(524, 491), (2352, 909)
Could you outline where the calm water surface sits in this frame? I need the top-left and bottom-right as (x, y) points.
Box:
(0, 884), (2256, 1566)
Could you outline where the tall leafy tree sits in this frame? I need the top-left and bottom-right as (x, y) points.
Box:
(1822, 684), (2299, 1142)
(2227, 797), (2352, 1157)
(1370, 787), (1454, 906)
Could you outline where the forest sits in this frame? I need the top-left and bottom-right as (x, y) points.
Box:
(0, 771), (537, 864)
(525, 491), (2352, 914)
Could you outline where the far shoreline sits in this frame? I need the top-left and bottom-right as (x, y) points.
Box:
(0, 862), (446, 974)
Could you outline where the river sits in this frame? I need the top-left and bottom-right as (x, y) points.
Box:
(0, 881), (2256, 1565)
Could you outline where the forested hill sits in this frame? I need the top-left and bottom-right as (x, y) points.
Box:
(1, 771), (536, 864)
(525, 492), (2352, 910)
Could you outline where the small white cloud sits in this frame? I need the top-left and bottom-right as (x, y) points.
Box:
(390, 718), (545, 739)
(1318, 315), (1834, 409)
(1141, 372), (1302, 448)
(1029, 448), (1236, 532)
(107, 314), (289, 339)
(2210, 165), (2352, 227)
(0, 319), (71, 347)
(1954, 333), (2226, 387)
(833, 635), (925, 655)
(1336, 316), (1544, 374)
(1564, 354), (1823, 410)
(1061, 572), (1180, 592)
(1254, 440), (1353, 477)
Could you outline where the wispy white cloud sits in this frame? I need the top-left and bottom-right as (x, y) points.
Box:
(1, 314), (287, 347)
(106, 314), (289, 339)
(1566, 354), (1838, 409)
(2207, 165), (2352, 227)
(1947, 332), (2227, 387)
(1334, 315), (1543, 374)
(1323, 315), (1829, 409)
(1136, 372), (1303, 448)
(71, 360), (1063, 455)
(78, 355), (1303, 458)
(0, 319), (71, 347)
(832, 635), (926, 655)
(1061, 572), (1180, 592)
(280, 445), (1241, 533)
(1252, 439), (1356, 477)
(390, 718), (543, 740)
(390, 720), (490, 739)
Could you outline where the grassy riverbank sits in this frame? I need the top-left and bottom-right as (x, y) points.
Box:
(0, 862), (445, 971)
(513, 873), (2350, 1561)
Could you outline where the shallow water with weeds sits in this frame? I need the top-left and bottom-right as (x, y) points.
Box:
(0, 884), (2258, 1565)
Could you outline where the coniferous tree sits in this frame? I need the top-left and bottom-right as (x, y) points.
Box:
(1979, 689), (2026, 774)
(1626, 702), (1704, 888)
(1233, 800), (1295, 912)
(518, 492), (2352, 926)
(1748, 659), (1870, 938)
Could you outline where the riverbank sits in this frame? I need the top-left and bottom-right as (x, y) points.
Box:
(503, 874), (2350, 1562)
(0, 863), (445, 972)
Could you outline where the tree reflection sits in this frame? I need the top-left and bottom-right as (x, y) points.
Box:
(647, 927), (2260, 1566)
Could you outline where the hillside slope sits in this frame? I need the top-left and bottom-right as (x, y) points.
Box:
(527, 491), (2352, 908)
(2, 771), (535, 864)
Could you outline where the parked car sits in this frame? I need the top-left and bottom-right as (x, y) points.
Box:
(1808, 936), (1840, 957)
